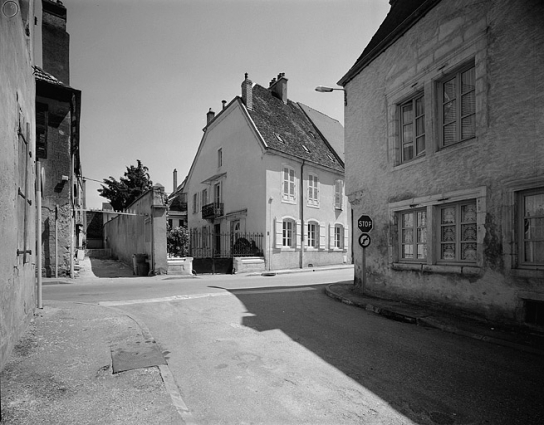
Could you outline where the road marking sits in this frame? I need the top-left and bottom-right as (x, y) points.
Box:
(99, 292), (230, 306)
(230, 287), (316, 295)
(98, 286), (316, 307)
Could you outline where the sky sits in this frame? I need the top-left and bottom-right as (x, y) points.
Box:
(62, 0), (391, 210)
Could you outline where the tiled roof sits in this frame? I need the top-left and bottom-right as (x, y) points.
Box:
(247, 85), (344, 173)
(34, 66), (71, 88)
(338, 0), (441, 85)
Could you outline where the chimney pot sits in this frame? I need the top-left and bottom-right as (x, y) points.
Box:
(207, 108), (215, 124)
(222, 100), (227, 110)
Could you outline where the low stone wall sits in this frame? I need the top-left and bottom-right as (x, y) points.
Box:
(233, 257), (265, 274)
(167, 257), (193, 275)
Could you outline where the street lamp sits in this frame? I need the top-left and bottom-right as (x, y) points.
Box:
(315, 85), (346, 105)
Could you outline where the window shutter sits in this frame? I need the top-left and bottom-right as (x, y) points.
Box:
(295, 220), (302, 248)
(275, 218), (282, 248)
(319, 222), (326, 249)
(343, 225), (349, 251)
(329, 224), (334, 249)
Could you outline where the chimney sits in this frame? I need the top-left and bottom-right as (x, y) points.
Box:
(270, 73), (288, 104)
(222, 100), (227, 110)
(173, 169), (178, 193)
(207, 108), (215, 124)
(42, 0), (70, 84)
(241, 73), (253, 110)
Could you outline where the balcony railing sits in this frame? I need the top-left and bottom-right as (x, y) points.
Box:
(202, 202), (224, 220)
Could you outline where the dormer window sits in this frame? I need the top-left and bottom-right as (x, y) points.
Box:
(302, 145), (310, 153)
(275, 133), (284, 143)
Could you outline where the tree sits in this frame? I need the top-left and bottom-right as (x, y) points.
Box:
(167, 225), (189, 258)
(98, 160), (153, 211)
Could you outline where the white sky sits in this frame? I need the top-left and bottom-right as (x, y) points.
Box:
(63, 0), (390, 209)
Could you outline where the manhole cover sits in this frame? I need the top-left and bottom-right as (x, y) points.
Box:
(111, 341), (166, 373)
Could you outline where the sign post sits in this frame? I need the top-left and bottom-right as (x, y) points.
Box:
(357, 215), (373, 293)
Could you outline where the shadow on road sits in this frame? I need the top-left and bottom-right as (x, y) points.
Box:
(224, 284), (543, 425)
(88, 258), (136, 278)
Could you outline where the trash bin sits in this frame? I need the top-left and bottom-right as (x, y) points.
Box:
(133, 254), (149, 276)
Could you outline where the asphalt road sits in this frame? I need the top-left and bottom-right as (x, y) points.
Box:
(45, 270), (544, 424)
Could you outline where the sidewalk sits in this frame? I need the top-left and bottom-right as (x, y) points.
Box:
(0, 302), (185, 425)
(325, 282), (544, 355)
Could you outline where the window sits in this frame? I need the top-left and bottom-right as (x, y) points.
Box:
(399, 94), (424, 163)
(400, 209), (427, 261)
(282, 166), (296, 202)
(439, 64), (475, 147)
(519, 188), (544, 266)
(307, 222), (318, 248)
(218, 148), (222, 167)
(438, 201), (477, 262)
(36, 102), (48, 159)
(192, 193), (198, 214)
(334, 180), (343, 210)
(202, 188), (208, 206)
(334, 225), (343, 249)
(308, 174), (319, 206)
(214, 182), (221, 204)
(283, 220), (294, 247)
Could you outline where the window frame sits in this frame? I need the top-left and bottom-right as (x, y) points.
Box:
(217, 148), (222, 168)
(399, 92), (425, 163)
(398, 208), (427, 262)
(334, 225), (343, 249)
(282, 165), (296, 203)
(438, 61), (476, 148)
(307, 173), (319, 207)
(307, 221), (318, 248)
(282, 219), (294, 248)
(436, 200), (478, 265)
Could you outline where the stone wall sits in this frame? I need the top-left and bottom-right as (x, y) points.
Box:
(344, 0), (544, 325)
(0, 5), (37, 371)
(104, 186), (168, 274)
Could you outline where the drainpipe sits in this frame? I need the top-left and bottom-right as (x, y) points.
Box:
(299, 160), (305, 269)
(36, 161), (43, 309)
(55, 204), (58, 278)
(69, 153), (74, 278)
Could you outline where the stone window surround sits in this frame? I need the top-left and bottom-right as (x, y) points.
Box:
(307, 172), (320, 208)
(389, 186), (486, 276)
(386, 31), (487, 169)
(281, 164), (297, 204)
(503, 177), (544, 278)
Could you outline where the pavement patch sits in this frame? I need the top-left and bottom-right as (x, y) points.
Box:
(111, 341), (166, 374)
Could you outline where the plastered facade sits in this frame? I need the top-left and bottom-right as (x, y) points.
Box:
(344, 0), (544, 325)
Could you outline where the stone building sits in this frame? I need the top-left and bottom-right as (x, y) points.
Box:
(36, 0), (83, 277)
(1, 0), (37, 370)
(339, 0), (544, 327)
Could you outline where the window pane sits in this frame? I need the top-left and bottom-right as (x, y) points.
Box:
(443, 123), (456, 146)
(461, 91), (475, 116)
(441, 207), (456, 224)
(415, 97), (424, 117)
(461, 203), (477, 222)
(403, 213), (414, 228)
(403, 245), (414, 259)
(418, 210), (427, 226)
(461, 67), (475, 94)
(443, 100), (457, 124)
(417, 244), (427, 259)
(416, 135), (425, 156)
(442, 226), (456, 242)
(403, 145), (414, 161)
(416, 116), (424, 137)
(441, 243), (456, 260)
(462, 223), (477, 242)
(525, 193), (544, 217)
(443, 78), (456, 102)
(402, 103), (413, 123)
(418, 227), (427, 244)
(461, 243), (477, 261)
(403, 123), (413, 143)
(402, 228), (413, 244)
(461, 115), (475, 140)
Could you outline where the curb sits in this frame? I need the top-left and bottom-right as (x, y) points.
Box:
(324, 284), (544, 356)
(246, 264), (354, 277)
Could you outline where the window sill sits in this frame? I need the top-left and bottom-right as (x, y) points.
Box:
(392, 263), (481, 276)
(511, 268), (544, 278)
(307, 203), (320, 209)
(281, 198), (297, 205)
(280, 247), (296, 252)
(392, 155), (426, 170)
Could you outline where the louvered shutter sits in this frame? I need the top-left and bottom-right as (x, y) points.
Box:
(295, 220), (302, 248)
(319, 222), (326, 249)
(275, 218), (283, 248)
(343, 225), (349, 251)
(329, 224), (334, 249)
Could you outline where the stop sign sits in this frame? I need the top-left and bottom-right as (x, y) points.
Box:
(358, 214), (373, 232)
